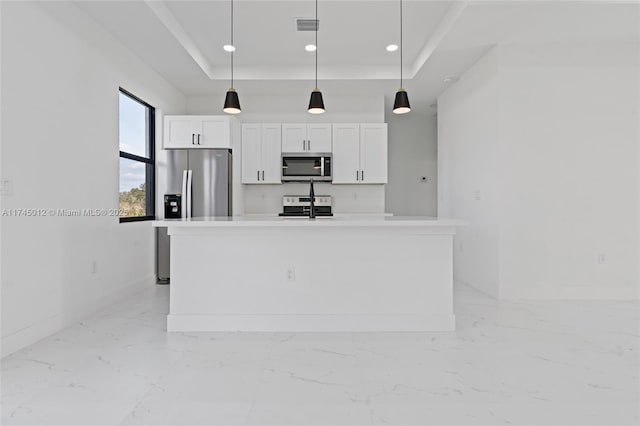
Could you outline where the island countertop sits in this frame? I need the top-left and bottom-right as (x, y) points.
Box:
(152, 215), (467, 228)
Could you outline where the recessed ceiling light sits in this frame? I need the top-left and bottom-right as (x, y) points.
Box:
(305, 44), (317, 52)
(386, 44), (398, 52)
(223, 44), (235, 52)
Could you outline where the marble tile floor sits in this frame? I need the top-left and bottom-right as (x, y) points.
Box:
(1, 284), (638, 426)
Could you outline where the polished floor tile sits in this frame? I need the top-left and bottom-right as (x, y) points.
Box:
(1, 284), (638, 426)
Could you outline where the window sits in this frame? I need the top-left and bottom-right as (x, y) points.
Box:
(119, 88), (155, 222)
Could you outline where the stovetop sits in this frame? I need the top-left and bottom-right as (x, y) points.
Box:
(278, 212), (333, 217)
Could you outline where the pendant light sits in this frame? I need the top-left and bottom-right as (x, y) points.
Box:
(223, 0), (241, 114)
(308, 0), (325, 114)
(393, 0), (410, 114)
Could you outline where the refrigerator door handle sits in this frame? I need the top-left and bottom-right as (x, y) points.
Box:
(181, 170), (188, 218)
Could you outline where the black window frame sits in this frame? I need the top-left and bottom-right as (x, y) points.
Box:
(118, 88), (155, 223)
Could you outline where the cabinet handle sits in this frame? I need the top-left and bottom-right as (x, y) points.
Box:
(361, 170), (364, 181)
(302, 140), (305, 151)
(261, 170), (265, 181)
(356, 170), (359, 181)
(192, 134), (195, 145)
(197, 134), (201, 145)
(257, 171), (260, 181)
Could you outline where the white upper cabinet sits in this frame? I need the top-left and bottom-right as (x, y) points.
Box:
(164, 116), (231, 149)
(359, 124), (388, 184)
(260, 124), (282, 184)
(332, 124), (361, 184)
(241, 124), (282, 184)
(282, 123), (332, 153)
(307, 124), (332, 152)
(332, 123), (387, 184)
(281, 124), (306, 153)
(241, 124), (261, 184)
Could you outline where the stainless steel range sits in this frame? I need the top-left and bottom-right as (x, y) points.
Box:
(279, 195), (333, 217)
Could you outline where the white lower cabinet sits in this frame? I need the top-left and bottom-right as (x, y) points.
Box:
(241, 124), (282, 184)
(332, 123), (387, 184)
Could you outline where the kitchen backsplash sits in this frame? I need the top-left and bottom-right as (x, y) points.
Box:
(243, 183), (385, 214)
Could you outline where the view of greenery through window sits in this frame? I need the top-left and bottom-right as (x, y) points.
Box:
(120, 183), (147, 217)
(119, 90), (154, 221)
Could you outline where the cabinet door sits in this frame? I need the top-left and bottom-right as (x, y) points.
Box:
(241, 124), (261, 184)
(261, 124), (282, 184)
(331, 124), (360, 184)
(282, 124), (307, 153)
(308, 124), (332, 152)
(164, 116), (196, 148)
(360, 124), (388, 184)
(198, 116), (230, 148)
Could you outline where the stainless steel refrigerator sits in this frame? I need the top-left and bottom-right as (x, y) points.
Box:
(156, 149), (232, 283)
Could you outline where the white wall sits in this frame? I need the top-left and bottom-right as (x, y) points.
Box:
(0, 2), (187, 357)
(385, 103), (438, 216)
(438, 48), (502, 298)
(187, 94), (386, 214)
(438, 42), (639, 300)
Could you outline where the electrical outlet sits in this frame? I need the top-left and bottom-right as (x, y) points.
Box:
(1, 178), (12, 196)
(597, 253), (607, 265)
(286, 267), (296, 282)
(474, 190), (482, 201)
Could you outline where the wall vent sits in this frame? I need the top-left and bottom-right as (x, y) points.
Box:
(296, 18), (319, 31)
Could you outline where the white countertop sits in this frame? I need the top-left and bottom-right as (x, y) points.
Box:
(152, 215), (467, 228)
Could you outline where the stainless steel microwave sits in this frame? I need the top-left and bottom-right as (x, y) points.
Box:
(281, 153), (332, 182)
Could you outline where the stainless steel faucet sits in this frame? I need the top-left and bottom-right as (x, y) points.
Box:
(309, 178), (316, 220)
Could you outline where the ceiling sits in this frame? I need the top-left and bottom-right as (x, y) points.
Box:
(54, 1), (640, 108)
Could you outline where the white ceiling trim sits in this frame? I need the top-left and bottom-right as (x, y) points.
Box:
(144, 0), (216, 79)
(409, 1), (468, 78)
(213, 65), (399, 81)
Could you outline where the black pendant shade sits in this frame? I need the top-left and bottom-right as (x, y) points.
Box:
(308, 89), (325, 114)
(223, 88), (241, 114)
(393, 89), (411, 114)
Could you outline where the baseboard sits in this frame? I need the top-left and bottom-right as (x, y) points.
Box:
(167, 313), (456, 332)
(499, 284), (640, 300)
(1, 276), (154, 358)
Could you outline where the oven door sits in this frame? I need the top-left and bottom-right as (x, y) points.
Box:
(281, 154), (332, 181)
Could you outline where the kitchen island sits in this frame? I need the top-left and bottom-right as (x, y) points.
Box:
(152, 216), (465, 332)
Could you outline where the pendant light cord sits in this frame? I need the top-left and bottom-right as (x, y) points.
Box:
(231, 0), (234, 88)
(400, 0), (403, 89)
(315, 0), (318, 90)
